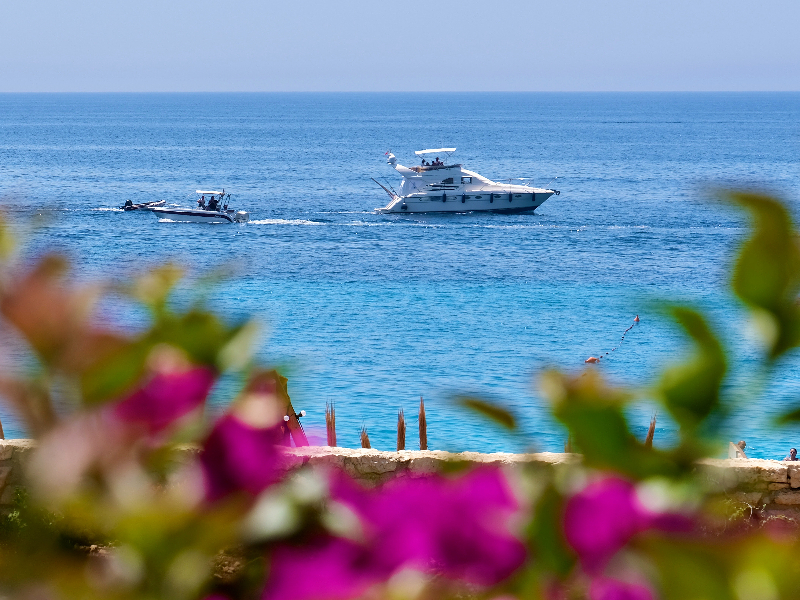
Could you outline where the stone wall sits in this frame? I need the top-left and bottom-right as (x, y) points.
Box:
(2, 439), (800, 519)
(0, 439), (34, 506)
(698, 458), (800, 519)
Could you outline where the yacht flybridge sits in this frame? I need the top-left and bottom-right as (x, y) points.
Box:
(374, 148), (559, 214)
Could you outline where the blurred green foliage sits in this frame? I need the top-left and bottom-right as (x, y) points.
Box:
(728, 192), (800, 360)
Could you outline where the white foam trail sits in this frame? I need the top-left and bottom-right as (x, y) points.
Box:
(93, 207), (124, 212)
(249, 219), (326, 226)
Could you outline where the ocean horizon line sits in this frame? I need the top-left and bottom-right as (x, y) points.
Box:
(1, 90), (799, 95)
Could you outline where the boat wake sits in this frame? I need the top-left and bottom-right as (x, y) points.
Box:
(249, 219), (326, 226)
(344, 221), (391, 227)
(92, 207), (124, 212)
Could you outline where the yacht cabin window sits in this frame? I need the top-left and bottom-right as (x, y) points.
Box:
(461, 177), (472, 184)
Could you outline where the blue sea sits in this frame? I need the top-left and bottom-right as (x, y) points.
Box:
(1, 93), (799, 459)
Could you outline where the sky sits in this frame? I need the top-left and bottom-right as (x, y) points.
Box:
(1, 0), (799, 92)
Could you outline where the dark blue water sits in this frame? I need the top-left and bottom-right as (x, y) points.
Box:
(1, 93), (799, 458)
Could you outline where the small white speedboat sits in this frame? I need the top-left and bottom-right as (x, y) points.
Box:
(152, 190), (249, 223)
(374, 149), (559, 214)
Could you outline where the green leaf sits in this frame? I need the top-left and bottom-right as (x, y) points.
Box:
(79, 310), (248, 405)
(526, 486), (575, 577)
(457, 396), (516, 430)
(644, 538), (736, 600)
(777, 405), (800, 423)
(657, 307), (726, 431)
(130, 263), (184, 314)
(726, 191), (800, 358)
(542, 370), (689, 480)
(150, 311), (246, 368)
(79, 339), (150, 405)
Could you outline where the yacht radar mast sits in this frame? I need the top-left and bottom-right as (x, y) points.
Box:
(414, 148), (456, 163)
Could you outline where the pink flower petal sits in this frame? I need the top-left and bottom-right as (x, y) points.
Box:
(564, 476), (695, 574)
(200, 415), (287, 502)
(564, 477), (644, 573)
(332, 467), (526, 585)
(112, 367), (215, 434)
(264, 537), (384, 600)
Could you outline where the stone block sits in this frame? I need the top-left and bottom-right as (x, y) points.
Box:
(304, 452), (347, 470)
(773, 490), (800, 505)
(407, 455), (446, 474)
(788, 464), (800, 489)
(734, 460), (788, 484)
(0, 442), (13, 461)
(350, 454), (402, 476)
(700, 458), (788, 487)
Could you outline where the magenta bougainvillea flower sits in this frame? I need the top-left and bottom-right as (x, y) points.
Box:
(563, 477), (644, 572)
(200, 415), (287, 502)
(265, 536), (387, 600)
(264, 467), (526, 600)
(563, 476), (693, 574)
(333, 467), (526, 585)
(589, 576), (654, 600)
(112, 367), (216, 435)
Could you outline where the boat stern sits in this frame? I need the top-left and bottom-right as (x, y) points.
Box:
(375, 195), (407, 214)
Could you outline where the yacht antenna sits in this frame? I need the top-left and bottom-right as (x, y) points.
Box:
(376, 177), (398, 197)
(371, 178), (400, 201)
(544, 176), (559, 188)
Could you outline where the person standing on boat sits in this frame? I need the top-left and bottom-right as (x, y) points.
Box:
(198, 195), (206, 209)
(208, 195), (219, 211)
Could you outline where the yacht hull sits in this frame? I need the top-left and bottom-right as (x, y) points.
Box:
(377, 191), (554, 214)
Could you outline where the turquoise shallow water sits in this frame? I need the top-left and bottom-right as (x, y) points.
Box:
(1, 92), (799, 457)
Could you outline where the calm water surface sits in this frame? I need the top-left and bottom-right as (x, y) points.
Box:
(1, 93), (799, 457)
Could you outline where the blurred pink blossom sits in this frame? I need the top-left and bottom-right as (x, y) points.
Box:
(200, 415), (288, 502)
(30, 367), (216, 499)
(589, 576), (654, 600)
(263, 467), (525, 600)
(563, 478), (643, 572)
(332, 467), (526, 585)
(563, 476), (692, 574)
(265, 536), (386, 600)
(112, 367), (215, 434)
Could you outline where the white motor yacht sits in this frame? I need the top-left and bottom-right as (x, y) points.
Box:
(152, 190), (250, 223)
(374, 148), (559, 214)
